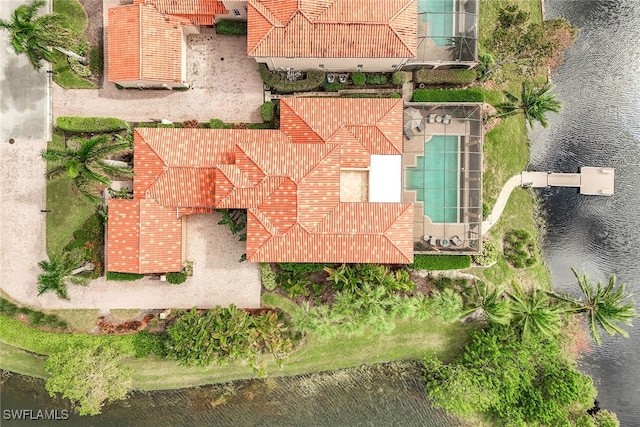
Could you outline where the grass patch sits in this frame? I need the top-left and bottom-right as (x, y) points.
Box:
(47, 309), (100, 332)
(1, 308), (478, 391)
(51, 51), (96, 89)
(53, 0), (87, 35)
(45, 132), (97, 257)
(482, 114), (529, 209)
(110, 310), (143, 321)
(0, 343), (48, 379)
(261, 293), (300, 316)
(410, 255), (471, 271)
(467, 189), (551, 290)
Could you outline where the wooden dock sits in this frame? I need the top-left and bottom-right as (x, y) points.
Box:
(521, 167), (615, 195)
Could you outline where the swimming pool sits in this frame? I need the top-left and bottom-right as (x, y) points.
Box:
(419, 0), (455, 46)
(405, 135), (459, 223)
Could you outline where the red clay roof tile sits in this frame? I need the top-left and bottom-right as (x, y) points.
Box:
(247, 0), (417, 58)
(108, 98), (413, 271)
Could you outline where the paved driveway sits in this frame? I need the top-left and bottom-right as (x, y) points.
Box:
(52, 28), (263, 123)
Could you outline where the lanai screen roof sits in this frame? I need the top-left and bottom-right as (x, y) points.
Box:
(107, 98), (413, 272)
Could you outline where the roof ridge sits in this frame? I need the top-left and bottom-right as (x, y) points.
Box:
(135, 129), (170, 198)
(383, 203), (414, 262)
(388, 0), (417, 56)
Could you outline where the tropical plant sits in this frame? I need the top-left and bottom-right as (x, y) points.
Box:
(507, 282), (562, 341)
(0, 0), (79, 70)
(215, 209), (247, 241)
(423, 325), (597, 426)
(462, 281), (512, 325)
(41, 135), (133, 203)
(430, 288), (463, 323)
(497, 81), (561, 128)
(550, 269), (636, 345)
(37, 252), (89, 299)
(44, 345), (131, 416)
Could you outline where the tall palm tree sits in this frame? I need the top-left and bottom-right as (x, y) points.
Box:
(41, 135), (133, 203)
(37, 253), (89, 300)
(498, 81), (561, 128)
(550, 269), (636, 345)
(0, 0), (76, 70)
(507, 282), (562, 341)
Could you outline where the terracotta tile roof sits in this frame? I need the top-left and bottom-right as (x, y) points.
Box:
(142, 0), (227, 25)
(247, 0), (417, 58)
(107, 98), (413, 272)
(107, 4), (184, 83)
(107, 199), (183, 274)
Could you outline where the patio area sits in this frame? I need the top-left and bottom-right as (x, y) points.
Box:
(402, 103), (484, 254)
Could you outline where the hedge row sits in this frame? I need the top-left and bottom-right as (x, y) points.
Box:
(409, 254), (471, 270)
(0, 298), (68, 330)
(412, 88), (485, 103)
(414, 69), (477, 85)
(259, 63), (325, 93)
(260, 101), (275, 122)
(56, 116), (128, 133)
(216, 20), (247, 35)
(106, 272), (145, 281)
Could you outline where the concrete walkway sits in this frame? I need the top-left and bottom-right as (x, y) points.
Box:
(482, 174), (522, 235)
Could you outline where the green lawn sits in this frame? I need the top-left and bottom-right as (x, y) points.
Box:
(46, 132), (97, 257)
(0, 311), (478, 391)
(51, 0), (96, 89)
(47, 309), (101, 331)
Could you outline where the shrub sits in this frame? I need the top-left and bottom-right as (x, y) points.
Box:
(68, 58), (91, 77)
(482, 202), (490, 220)
(472, 241), (499, 266)
(390, 92), (402, 98)
(476, 51), (495, 82)
(259, 63), (325, 93)
(106, 272), (144, 281)
(503, 229), (537, 268)
(409, 254), (471, 270)
(208, 118), (232, 129)
(246, 122), (277, 129)
(278, 263), (328, 274)
(166, 272), (187, 285)
(351, 71), (366, 86)
(166, 306), (296, 367)
(28, 310), (46, 326)
(391, 72), (406, 85)
(63, 213), (104, 278)
(366, 74), (388, 85)
(414, 69), (476, 86)
(260, 263), (277, 291)
(56, 117), (128, 133)
(412, 88), (485, 103)
(260, 101), (275, 122)
(215, 20), (247, 35)
(277, 271), (312, 298)
(0, 298), (19, 316)
(322, 80), (344, 92)
(132, 331), (168, 358)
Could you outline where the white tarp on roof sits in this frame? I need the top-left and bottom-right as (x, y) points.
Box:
(369, 155), (402, 203)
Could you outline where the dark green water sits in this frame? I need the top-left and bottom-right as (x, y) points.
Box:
(1, 362), (465, 426)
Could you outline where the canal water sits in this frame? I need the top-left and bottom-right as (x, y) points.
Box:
(530, 0), (640, 425)
(1, 362), (463, 426)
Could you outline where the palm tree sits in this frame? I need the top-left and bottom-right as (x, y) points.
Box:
(497, 81), (561, 128)
(41, 135), (133, 203)
(506, 282), (562, 341)
(0, 0), (78, 70)
(550, 269), (636, 345)
(37, 253), (89, 300)
(462, 281), (512, 325)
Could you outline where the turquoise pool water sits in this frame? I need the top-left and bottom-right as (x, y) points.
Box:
(419, 0), (454, 46)
(405, 135), (459, 223)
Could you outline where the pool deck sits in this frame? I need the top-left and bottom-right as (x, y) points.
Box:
(521, 167), (615, 195)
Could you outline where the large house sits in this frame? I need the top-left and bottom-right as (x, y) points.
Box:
(106, 98), (414, 273)
(107, 0), (478, 88)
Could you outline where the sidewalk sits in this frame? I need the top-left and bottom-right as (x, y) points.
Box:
(482, 174), (522, 235)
